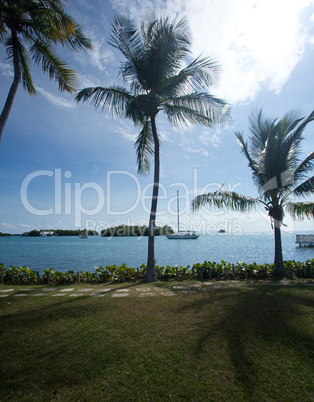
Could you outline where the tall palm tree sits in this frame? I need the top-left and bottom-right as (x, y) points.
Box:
(192, 109), (314, 277)
(0, 0), (92, 142)
(75, 15), (229, 282)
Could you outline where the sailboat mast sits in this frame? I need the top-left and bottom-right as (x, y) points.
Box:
(177, 190), (179, 232)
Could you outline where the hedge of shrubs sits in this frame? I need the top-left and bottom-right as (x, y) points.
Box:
(0, 259), (313, 285)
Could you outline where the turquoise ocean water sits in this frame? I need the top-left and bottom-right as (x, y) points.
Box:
(0, 231), (313, 273)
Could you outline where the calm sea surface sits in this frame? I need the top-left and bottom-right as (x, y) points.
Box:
(0, 232), (313, 273)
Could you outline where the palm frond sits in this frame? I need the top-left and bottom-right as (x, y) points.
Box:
(293, 176), (314, 197)
(162, 56), (220, 97)
(61, 21), (92, 51)
(192, 190), (258, 212)
(75, 86), (134, 118)
(30, 40), (76, 93)
(134, 119), (154, 174)
(109, 15), (146, 91)
(163, 92), (229, 127)
(286, 201), (314, 220)
(5, 35), (36, 94)
(241, 109), (314, 201)
(140, 16), (191, 92)
(18, 39), (36, 94)
(248, 109), (271, 156)
(294, 150), (314, 177)
(235, 131), (259, 177)
(181, 56), (220, 91)
(125, 97), (145, 125)
(287, 110), (314, 146)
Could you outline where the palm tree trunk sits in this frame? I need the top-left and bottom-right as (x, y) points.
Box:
(145, 115), (159, 282)
(0, 30), (21, 143)
(274, 224), (285, 277)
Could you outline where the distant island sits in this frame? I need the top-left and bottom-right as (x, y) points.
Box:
(2, 226), (175, 237)
(101, 225), (174, 237)
(21, 229), (99, 237)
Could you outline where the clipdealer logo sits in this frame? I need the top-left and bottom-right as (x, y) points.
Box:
(20, 168), (244, 233)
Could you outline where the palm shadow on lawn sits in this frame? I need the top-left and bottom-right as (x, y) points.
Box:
(179, 284), (313, 399)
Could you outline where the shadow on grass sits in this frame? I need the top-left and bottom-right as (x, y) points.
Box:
(181, 284), (313, 399)
(0, 283), (313, 400)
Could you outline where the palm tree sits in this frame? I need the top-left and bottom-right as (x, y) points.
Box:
(75, 15), (229, 282)
(192, 109), (314, 277)
(0, 0), (92, 142)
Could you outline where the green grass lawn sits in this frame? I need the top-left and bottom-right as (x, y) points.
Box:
(0, 281), (313, 401)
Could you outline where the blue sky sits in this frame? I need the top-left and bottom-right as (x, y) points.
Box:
(0, 0), (314, 234)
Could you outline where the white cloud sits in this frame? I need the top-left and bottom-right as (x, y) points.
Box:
(110, 0), (314, 104)
(88, 37), (116, 71)
(77, 73), (100, 89)
(1, 223), (17, 230)
(110, 121), (138, 141)
(78, 0), (96, 11)
(184, 0), (314, 104)
(37, 87), (75, 109)
(184, 147), (209, 157)
(0, 62), (13, 79)
(199, 129), (221, 147)
(18, 223), (33, 229)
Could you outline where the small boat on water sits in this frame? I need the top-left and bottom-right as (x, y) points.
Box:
(166, 230), (199, 239)
(80, 230), (88, 239)
(166, 191), (199, 240)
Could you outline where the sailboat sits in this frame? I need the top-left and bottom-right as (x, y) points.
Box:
(166, 191), (199, 239)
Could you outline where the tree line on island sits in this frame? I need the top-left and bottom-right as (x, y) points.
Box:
(2, 225), (174, 237)
(24, 229), (99, 237)
(101, 225), (174, 237)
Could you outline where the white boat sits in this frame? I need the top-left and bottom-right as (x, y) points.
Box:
(80, 230), (88, 239)
(166, 230), (199, 239)
(166, 191), (199, 240)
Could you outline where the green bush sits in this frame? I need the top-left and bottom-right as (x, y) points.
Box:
(0, 259), (313, 285)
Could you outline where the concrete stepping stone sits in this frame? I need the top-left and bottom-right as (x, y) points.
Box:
(112, 293), (128, 297)
(69, 293), (85, 297)
(160, 291), (175, 296)
(96, 288), (111, 293)
(60, 288), (75, 292)
(52, 293), (66, 297)
(32, 293), (46, 296)
(0, 289), (14, 292)
(90, 293), (106, 297)
(77, 288), (93, 292)
(136, 288), (151, 292)
(115, 289), (129, 293)
(182, 290), (197, 294)
(172, 286), (186, 290)
(42, 288), (55, 292)
(19, 288), (35, 291)
(0, 294), (9, 298)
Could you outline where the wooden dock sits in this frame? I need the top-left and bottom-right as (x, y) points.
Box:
(295, 234), (314, 247)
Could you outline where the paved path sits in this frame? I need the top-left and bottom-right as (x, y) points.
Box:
(0, 281), (313, 299)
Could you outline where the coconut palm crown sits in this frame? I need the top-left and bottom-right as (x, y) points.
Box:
(75, 15), (229, 282)
(192, 109), (314, 277)
(0, 0), (92, 142)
